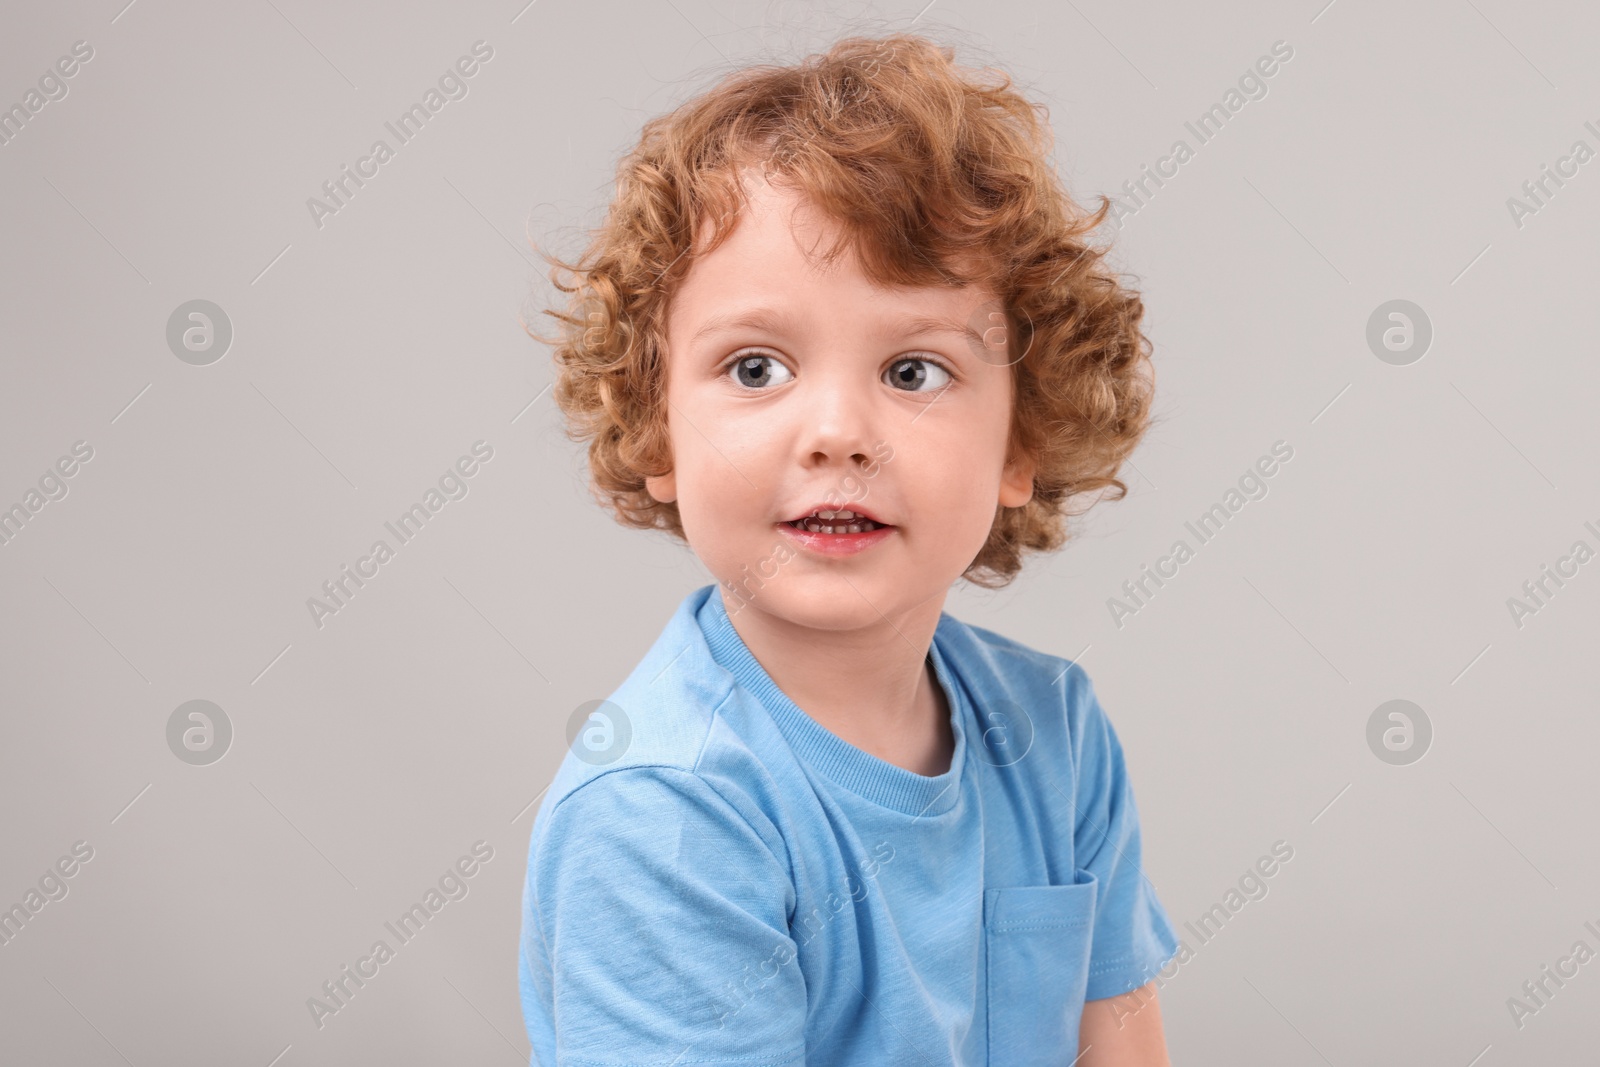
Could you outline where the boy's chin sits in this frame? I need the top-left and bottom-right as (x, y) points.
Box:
(722, 576), (937, 632)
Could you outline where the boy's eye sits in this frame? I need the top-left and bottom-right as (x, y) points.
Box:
(723, 352), (953, 392)
(727, 353), (794, 389)
(884, 357), (952, 393)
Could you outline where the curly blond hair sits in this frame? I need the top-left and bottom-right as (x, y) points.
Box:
(526, 32), (1155, 588)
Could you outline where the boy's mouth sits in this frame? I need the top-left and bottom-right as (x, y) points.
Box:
(782, 507), (892, 535)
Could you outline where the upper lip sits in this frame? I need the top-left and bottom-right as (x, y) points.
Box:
(784, 501), (892, 525)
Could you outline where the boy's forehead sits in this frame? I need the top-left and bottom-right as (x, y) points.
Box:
(687, 171), (841, 267)
(670, 176), (998, 330)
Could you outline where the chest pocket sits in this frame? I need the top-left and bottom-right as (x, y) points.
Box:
(984, 869), (1098, 1065)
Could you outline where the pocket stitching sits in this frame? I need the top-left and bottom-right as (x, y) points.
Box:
(985, 878), (1099, 1064)
(989, 917), (1093, 933)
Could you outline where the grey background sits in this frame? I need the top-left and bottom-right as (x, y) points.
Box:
(1, 0), (1596, 1064)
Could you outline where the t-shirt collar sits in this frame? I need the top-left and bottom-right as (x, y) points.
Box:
(695, 584), (967, 817)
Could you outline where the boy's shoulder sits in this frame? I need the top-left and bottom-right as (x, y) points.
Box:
(936, 609), (1093, 704)
(937, 609), (1065, 673)
(934, 609), (1113, 761)
(531, 586), (776, 845)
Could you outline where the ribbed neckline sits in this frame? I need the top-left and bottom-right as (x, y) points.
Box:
(696, 585), (967, 817)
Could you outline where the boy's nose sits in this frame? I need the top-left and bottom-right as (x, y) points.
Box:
(795, 379), (877, 468)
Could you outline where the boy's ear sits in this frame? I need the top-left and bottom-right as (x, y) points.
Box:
(998, 446), (1035, 509)
(645, 469), (678, 504)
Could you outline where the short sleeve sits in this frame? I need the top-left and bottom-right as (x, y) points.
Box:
(522, 766), (808, 1066)
(1069, 678), (1181, 1001)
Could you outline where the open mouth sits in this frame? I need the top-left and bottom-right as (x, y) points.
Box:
(783, 509), (889, 535)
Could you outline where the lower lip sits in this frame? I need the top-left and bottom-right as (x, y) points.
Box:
(776, 522), (896, 556)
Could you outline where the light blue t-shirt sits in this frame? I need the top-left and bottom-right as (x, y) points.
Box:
(519, 584), (1179, 1066)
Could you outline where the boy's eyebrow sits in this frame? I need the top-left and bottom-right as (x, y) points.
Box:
(691, 306), (989, 359)
(897, 316), (990, 360)
(691, 307), (801, 346)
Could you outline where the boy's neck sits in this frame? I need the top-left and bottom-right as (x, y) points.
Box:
(720, 586), (955, 778)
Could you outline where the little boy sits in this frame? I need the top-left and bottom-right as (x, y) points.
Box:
(520, 32), (1179, 1066)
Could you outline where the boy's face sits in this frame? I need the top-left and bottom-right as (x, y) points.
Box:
(647, 172), (1035, 632)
